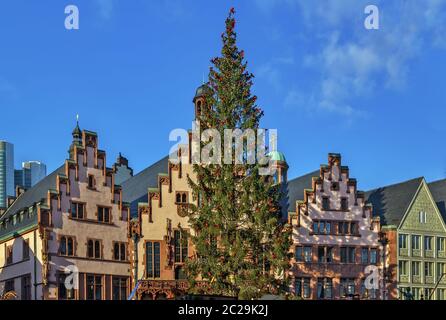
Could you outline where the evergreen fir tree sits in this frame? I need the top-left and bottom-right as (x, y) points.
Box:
(185, 8), (292, 300)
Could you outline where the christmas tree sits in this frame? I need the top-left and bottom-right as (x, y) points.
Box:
(185, 8), (292, 300)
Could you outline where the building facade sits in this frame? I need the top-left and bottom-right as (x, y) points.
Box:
(367, 178), (446, 300)
(123, 86), (209, 299)
(0, 141), (14, 209)
(0, 124), (132, 300)
(287, 153), (382, 300)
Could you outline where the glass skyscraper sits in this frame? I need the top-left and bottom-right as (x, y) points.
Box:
(0, 141), (14, 208)
(14, 161), (47, 189)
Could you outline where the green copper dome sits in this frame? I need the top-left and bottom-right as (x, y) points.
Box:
(267, 151), (286, 162)
(193, 84), (212, 100)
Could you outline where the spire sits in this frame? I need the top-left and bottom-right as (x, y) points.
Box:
(69, 115), (82, 159)
(72, 114), (81, 142)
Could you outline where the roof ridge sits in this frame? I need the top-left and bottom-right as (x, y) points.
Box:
(366, 176), (424, 193)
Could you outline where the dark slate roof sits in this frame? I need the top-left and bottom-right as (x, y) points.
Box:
(0, 164), (65, 239)
(365, 177), (423, 226)
(121, 156), (169, 217)
(427, 178), (446, 222)
(284, 170), (319, 213)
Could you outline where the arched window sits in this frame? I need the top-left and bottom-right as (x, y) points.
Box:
(182, 193), (187, 203)
(196, 100), (202, 116)
(176, 193), (181, 203)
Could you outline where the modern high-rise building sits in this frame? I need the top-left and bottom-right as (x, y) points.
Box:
(14, 161), (47, 190)
(0, 141), (14, 208)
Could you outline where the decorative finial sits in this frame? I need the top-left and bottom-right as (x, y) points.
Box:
(76, 114), (79, 124)
(202, 73), (205, 84)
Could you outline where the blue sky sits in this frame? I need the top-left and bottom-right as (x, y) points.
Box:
(0, 0), (445, 190)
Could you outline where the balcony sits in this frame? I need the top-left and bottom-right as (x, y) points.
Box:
(438, 251), (446, 259)
(425, 250), (434, 258)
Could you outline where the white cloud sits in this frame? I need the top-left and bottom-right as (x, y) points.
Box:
(255, 0), (446, 117)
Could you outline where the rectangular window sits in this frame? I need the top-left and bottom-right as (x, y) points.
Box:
(341, 198), (348, 211)
(399, 260), (408, 275)
(412, 235), (421, 250)
(425, 236), (433, 251)
(338, 222), (348, 235)
(303, 278), (311, 298)
(313, 221), (332, 235)
(322, 197), (329, 210)
(113, 242), (127, 261)
(97, 206), (110, 223)
(60, 236), (75, 256)
(419, 211), (427, 224)
(88, 175), (95, 189)
(5, 279), (14, 293)
(340, 278), (355, 297)
(294, 278), (302, 297)
(424, 288), (433, 300)
(86, 274), (103, 300)
(317, 278), (333, 299)
(58, 273), (75, 300)
(146, 241), (161, 278)
(112, 277), (128, 300)
(174, 230), (188, 263)
(438, 289), (446, 300)
(71, 202), (85, 219)
(295, 246), (303, 262)
(438, 237), (446, 252)
(6, 245), (13, 265)
(425, 262), (434, 277)
(348, 247), (356, 263)
(370, 249), (378, 264)
(399, 234), (408, 249)
(412, 261), (421, 276)
(21, 275), (31, 300)
(318, 247), (325, 263)
(340, 247), (347, 263)
(22, 239), (30, 260)
(350, 222), (358, 235)
(87, 239), (101, 259)
(361, 248), (368, 264)
(438, 263), (446, 281)
(303, 246), (312, 263)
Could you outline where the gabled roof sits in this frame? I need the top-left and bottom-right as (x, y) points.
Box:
(0, 164), (65, 239)
(284, 170), (319, 213)
(365, 177), (423, 226)
(121, 156), (169, 217)
(427, 178), (446, 222)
